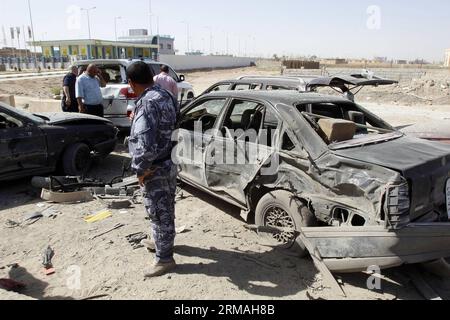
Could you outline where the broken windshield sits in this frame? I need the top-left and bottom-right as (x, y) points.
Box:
(296, 101), (402, 149)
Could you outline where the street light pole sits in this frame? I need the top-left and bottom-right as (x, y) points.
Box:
(181, 21), (190, 54)
(81, 7), (96, 40)
(114, 16), (122, 41)
(27, 0), (38, 70)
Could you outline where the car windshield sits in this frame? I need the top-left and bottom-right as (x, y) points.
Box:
(78, 64), (124, 84)
(296, 101), (402, 149)
(0, 104), (45, 124)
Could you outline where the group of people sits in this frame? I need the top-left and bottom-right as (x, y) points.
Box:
(61, 63), (179, 118)
(63, 61), (180, 278)
(62, 64), (106, 117)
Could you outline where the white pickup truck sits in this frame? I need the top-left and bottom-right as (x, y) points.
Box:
(73, 59), (195, 130)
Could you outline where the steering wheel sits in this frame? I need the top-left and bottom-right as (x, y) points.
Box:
(199, 114), (216, 130)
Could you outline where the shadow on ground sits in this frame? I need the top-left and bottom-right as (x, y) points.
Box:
(7, 266), (73, 300)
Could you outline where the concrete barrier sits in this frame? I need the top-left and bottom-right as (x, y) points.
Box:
(0, 95), (15, 107)
(160, 55), (256, 71)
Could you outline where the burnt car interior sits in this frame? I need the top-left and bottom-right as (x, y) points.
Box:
(297, 102), (395, 145)
(0, 112), (23, 129)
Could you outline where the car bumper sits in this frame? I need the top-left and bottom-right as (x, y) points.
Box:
(93, 138), (117, 156)
(302, 223), (450, 273)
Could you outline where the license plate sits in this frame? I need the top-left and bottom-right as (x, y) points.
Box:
(447, 179), (450, 219)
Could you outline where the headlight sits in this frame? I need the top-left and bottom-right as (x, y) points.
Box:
(384, 182), (411, 229)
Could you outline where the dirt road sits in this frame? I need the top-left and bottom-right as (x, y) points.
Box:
(2, 65), (450, 300)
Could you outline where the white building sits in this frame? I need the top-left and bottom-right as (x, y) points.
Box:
(445, 49), (450, 67)
(119, 29), (175, 56)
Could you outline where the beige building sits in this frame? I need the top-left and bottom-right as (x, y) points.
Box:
(445, 49), (450, 67)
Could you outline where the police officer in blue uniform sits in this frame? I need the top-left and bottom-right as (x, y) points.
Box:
(127, 61), (179, 278)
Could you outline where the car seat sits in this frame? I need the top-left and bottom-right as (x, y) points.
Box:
(348, 111), (368, 135)
(241, 109), (263, 131)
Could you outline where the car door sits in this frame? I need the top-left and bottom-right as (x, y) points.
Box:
(204, 98), (279, 205)
(0, 109), (47, 174)
(176, 97), (230, 187)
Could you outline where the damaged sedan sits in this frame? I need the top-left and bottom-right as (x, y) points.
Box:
(175, 90), (450, 273)
(0, 102), (117, 181)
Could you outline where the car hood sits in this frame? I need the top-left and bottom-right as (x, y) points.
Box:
(335, 136), (450, 221)
(34, 112), (113, 125)
(334, 135), (450, 174)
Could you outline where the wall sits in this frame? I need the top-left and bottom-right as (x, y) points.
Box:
(159, 55), (256, 71)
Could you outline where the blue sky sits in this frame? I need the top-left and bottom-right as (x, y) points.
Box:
(0, 0), (449, 61)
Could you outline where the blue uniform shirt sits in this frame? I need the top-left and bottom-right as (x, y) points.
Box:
(129, 85), (179, 176)
(75, 73), (103, 105)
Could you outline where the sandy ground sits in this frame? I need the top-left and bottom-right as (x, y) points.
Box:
(2, 64), (450, 300)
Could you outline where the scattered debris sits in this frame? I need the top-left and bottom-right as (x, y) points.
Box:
(42, 246), (55, 276)
(23, 211), (43, 225)
(246, 224), (347, 298)
(84, 210), (113, 224)
(42, 189), (94, 204)
(126, 232), (148, 250)
(90, 223), (125, 240)
(107, 199), (133, 210)
(176, 225), (188, 234)
(80, 294), (112, 300)
(5, 219), (20, 229)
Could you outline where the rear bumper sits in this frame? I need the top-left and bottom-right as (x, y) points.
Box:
(93, 138), (117, 156)
(104, 116), (131, 129)
(302, 223), (450, 273)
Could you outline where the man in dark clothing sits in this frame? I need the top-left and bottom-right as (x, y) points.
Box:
(127, 61), (179, 278)
(61, 66), (79, 113)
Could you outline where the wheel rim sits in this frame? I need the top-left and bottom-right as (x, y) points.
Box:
(263, 206), (296, 244)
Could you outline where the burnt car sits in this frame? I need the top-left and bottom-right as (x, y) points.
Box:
(201, 76), (318, 96)
(175, 90), (450, 273)
(0, 102), (118, 181)
(306, 73), (398, 102)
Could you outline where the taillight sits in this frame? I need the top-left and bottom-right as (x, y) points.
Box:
(127, 111), (132, 118)
(119, 87), (138, 100)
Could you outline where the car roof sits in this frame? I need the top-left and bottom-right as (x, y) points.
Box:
(201, 90), (351, 106)
(214, 78), (305, 86)
(74, 59), (160, 66)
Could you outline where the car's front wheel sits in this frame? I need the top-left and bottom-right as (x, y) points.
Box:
(255, 190), (317, 257)
(62, 143), (92, 176)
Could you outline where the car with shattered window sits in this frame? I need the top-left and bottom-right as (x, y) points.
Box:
(174, 90), (450, 273)
(0, 102), (117, 181)
(201, 76), (318, 96)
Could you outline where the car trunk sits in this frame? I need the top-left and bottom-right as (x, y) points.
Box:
(334, 136), (450, 221)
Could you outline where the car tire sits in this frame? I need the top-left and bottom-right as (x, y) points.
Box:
(62, 143), (92, 176)
(255, 190), (317, 257)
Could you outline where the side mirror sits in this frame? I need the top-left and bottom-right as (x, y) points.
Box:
(179, 74), (185, 82)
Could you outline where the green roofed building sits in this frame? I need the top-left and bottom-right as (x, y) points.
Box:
(28, 39), (160, 61)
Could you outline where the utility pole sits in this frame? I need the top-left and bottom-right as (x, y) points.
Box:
(27, 0), (38, 70)
(81, 7), (96, 40)
(149, 0), (153, 36)
(204, 26), (213, 55)
(114, 16), (122, 41)
(181, 21), (190, 54)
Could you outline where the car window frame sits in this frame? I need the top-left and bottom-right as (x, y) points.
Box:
(180, 97), (231, 133)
